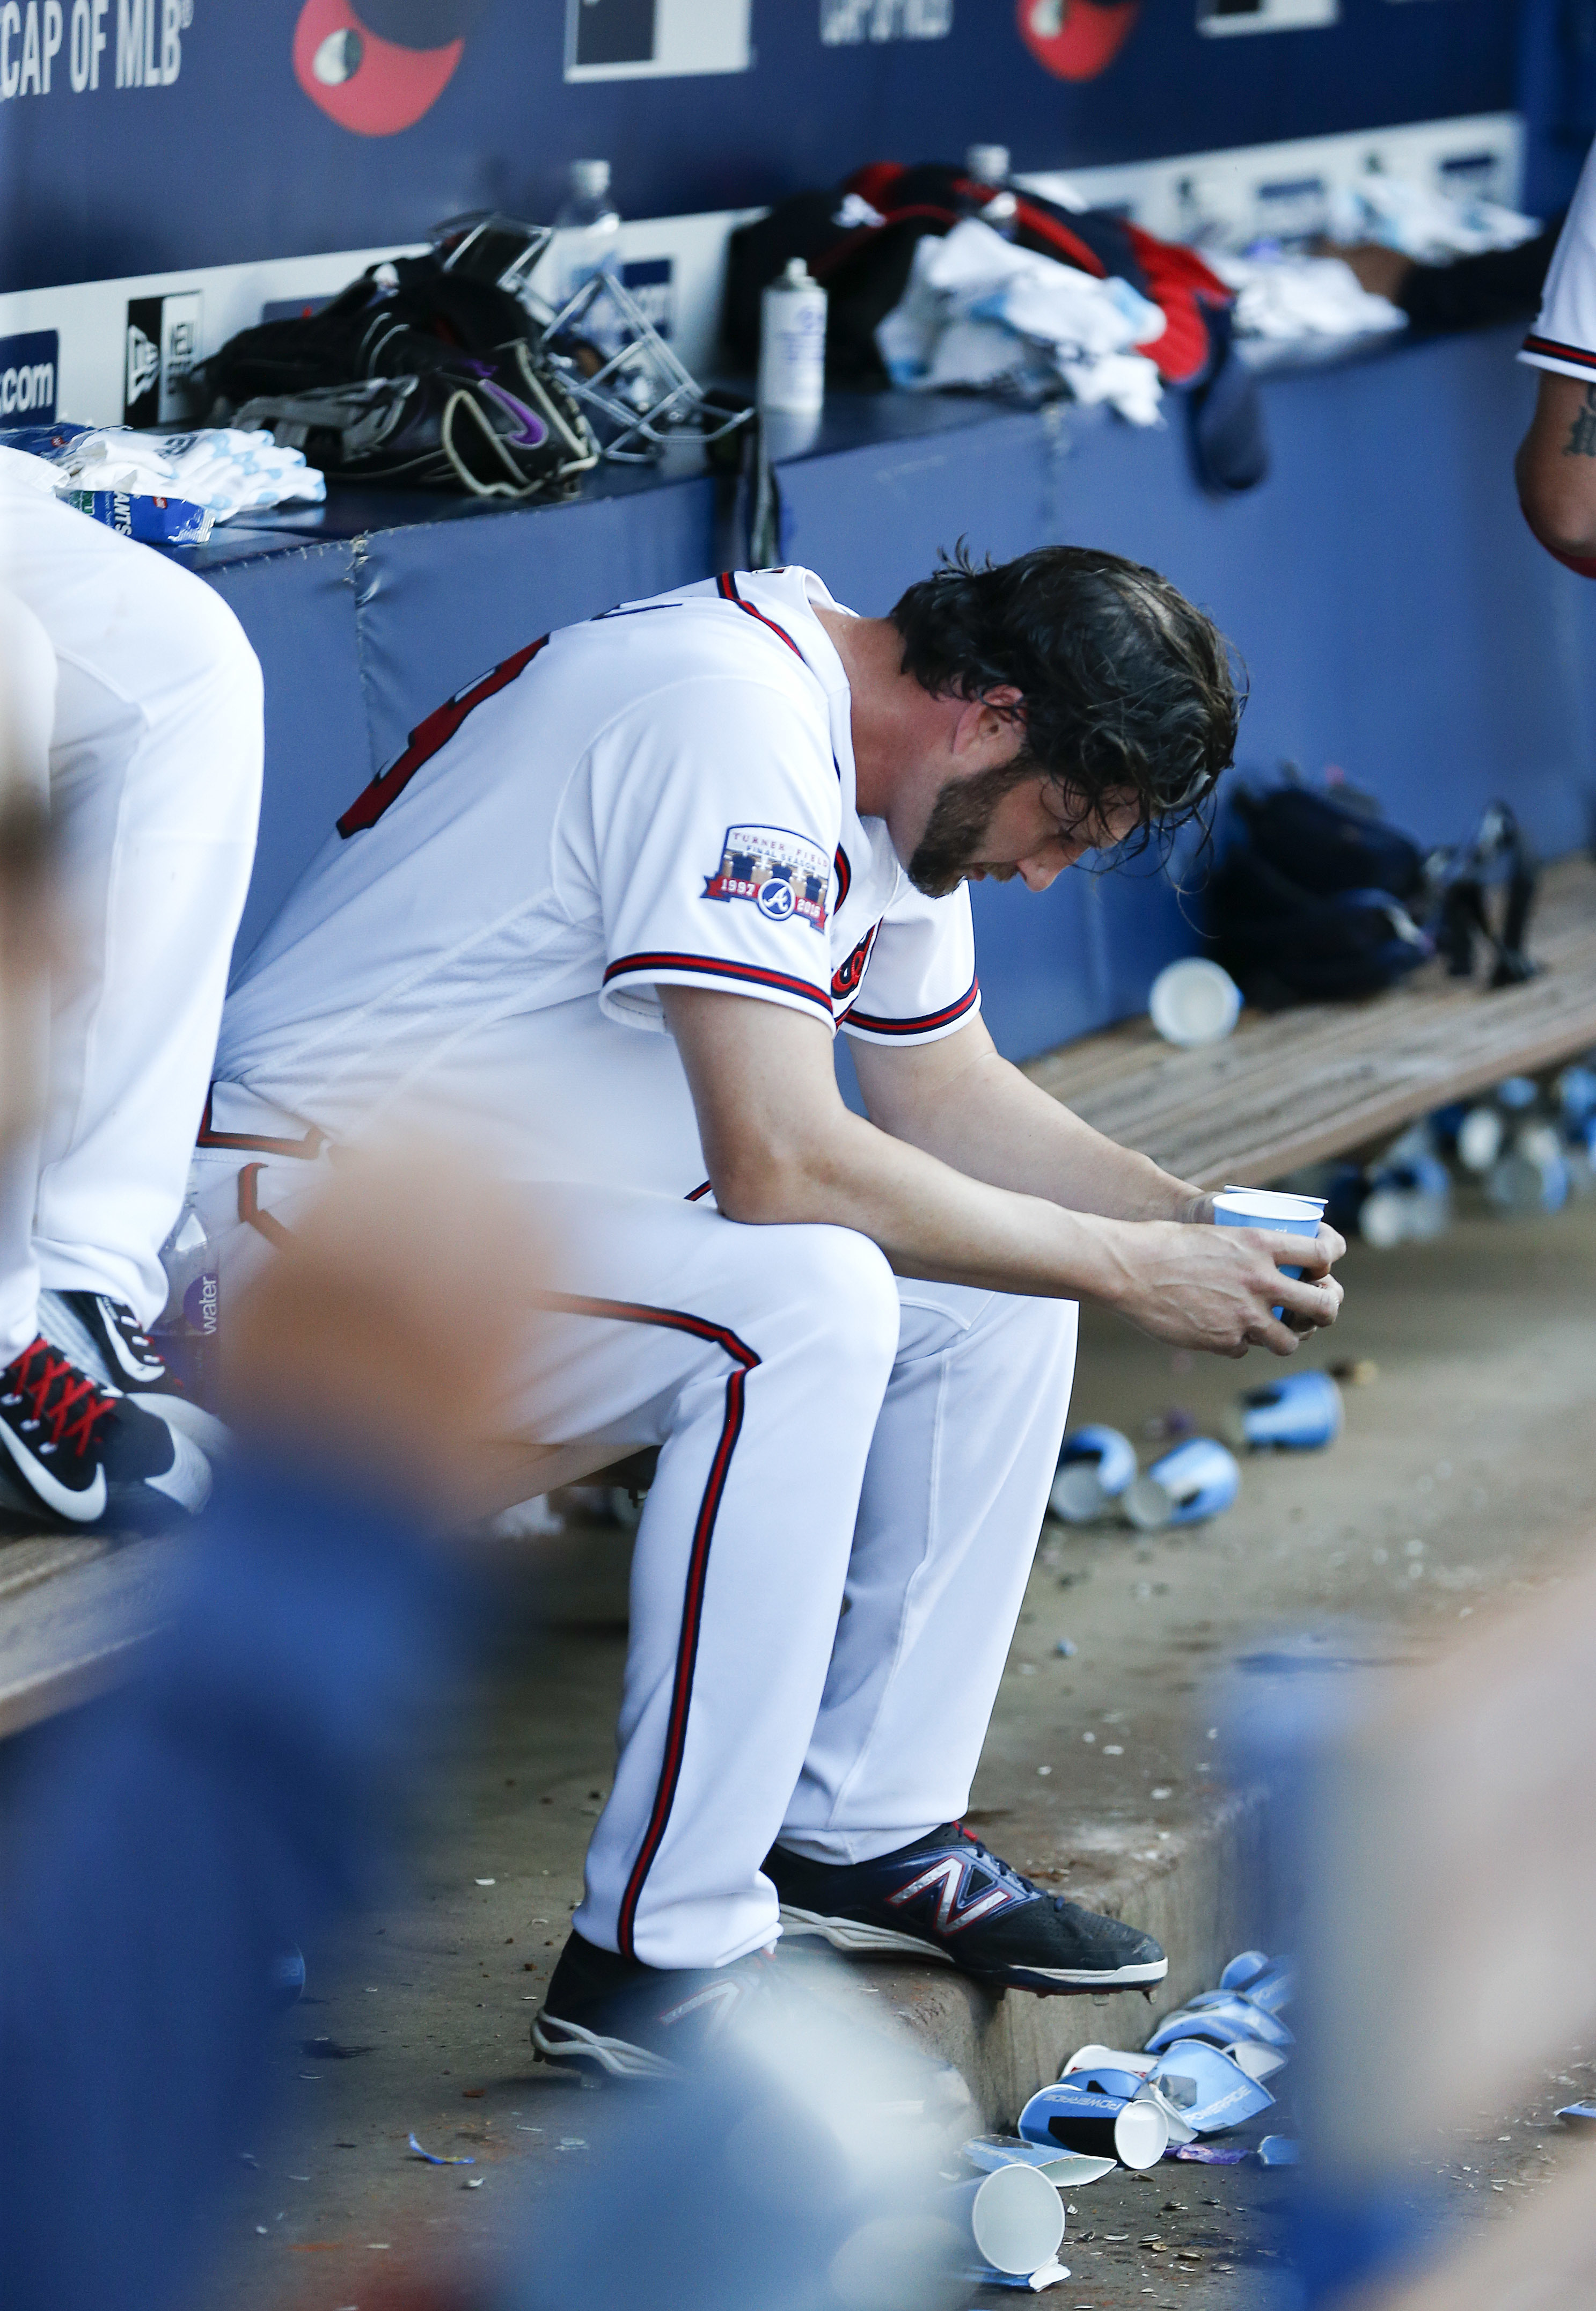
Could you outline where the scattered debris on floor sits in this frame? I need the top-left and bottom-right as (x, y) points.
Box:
(408, 2132), (475, 2166)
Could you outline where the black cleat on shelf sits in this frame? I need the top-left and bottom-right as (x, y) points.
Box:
(765, 1820), (1168, 1994)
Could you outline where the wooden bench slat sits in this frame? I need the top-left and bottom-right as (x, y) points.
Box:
(1023, 854), (1596, 1188)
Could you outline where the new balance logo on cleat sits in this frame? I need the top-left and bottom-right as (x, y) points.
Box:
(885, 1847), (1036, 1935)
(766, 1820), (1168, 1995)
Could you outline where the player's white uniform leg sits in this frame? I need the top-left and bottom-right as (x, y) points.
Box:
(509, 1188), (903, 1971)
(0, 588), (58, 1363)
(777, 1283), (1078, 1863)
(0, 471), (263, 1329)
(196, 1154), (902, 1969)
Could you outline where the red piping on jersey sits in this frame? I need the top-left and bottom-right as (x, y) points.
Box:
(844, 980), (980, 1036)
(197, 1087), (326, 1161)
(604, 952), (833, 1016)
(336, 635), (550, 837)
(1522, 332), (1596, 373)
(716, 570), (806, 660)
(685, 1180), (714, 1202)
(833, 846), (851, 907)
(536, 1290), (760, 1960)
(237, 1162), (296, 1251)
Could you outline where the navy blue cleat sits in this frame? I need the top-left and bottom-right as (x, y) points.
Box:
(765, 1821), (1168, 1994)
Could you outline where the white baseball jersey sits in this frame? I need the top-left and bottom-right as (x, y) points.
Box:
(1522, 142), (1596, 382)
(202, 565), (1084, 1978)
(214, 568), (978, 1192)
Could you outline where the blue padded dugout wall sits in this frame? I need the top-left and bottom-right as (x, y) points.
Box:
(196, 323), (1596, 1069)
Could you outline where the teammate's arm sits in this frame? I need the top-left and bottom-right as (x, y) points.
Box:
(663, 986), (1342, 1359)
(1516, 371), (1596, 567)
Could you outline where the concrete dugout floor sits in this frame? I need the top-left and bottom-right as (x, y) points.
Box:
(198, 1190), (1596, 2311)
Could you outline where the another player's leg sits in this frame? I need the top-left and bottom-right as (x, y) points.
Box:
(2, 487), (261, 1472)
(768, 1282), (1168, 1993)
(0, 574), (206, 1531)
(493, 1189), (903, 2074)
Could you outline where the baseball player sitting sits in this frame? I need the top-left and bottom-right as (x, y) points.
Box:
(204, 546), (1344, 2075)
(0, 449), (261, 1532)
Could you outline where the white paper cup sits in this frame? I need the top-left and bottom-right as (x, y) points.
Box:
(947, 2162), (1067, 2274)
(1149, 958), (1241, 1048)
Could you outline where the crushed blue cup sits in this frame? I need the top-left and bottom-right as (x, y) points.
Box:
(1229, 1369), (1343, 1452)
(1124, 1437), (1241, 1530)
(1147, 2040), (1276, 2134)
(1050, 1424), (1138, 1523)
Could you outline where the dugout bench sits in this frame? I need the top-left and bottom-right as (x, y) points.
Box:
(7, 850), (1596, 1738)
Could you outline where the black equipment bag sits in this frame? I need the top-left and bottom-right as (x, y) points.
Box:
(202, 256), (597, 498)
(1207, 781), (1433, 1007)
(1428, 800), (1541, 989)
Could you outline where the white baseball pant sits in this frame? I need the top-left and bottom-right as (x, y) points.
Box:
(0, 476), (263, 1364)
(198, 1156), (1078, 1970)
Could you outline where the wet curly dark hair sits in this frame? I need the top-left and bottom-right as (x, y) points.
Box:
(890, 543), (1244, 841)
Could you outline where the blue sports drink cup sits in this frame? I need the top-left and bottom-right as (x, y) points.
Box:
(1124, 1435), (1241, 1529)
(1213, 1184), (1326, 1317)
(1050, 1424), (1138, 1522)
(1229, 1367), (1343, 1451)
(1018, 2081), (1169, 2169)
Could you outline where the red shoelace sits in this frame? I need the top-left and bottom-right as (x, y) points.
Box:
(2, 1337), (119, 1459)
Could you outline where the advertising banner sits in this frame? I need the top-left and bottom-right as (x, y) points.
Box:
(0, 0), (1514, 299)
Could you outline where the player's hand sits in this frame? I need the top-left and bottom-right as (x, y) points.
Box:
(1101, 1216), (1344, 1359)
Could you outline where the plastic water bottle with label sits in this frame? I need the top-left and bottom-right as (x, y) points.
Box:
(153, 1194), (219, 1408)
(555, 158), (623, 352)
(758, 259), (828, 414)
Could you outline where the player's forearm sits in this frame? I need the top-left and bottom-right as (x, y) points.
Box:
(854, 1028), (1199, 1223)
(711, 1100), (1140, 1303)
(1518, 375), (1596, 563)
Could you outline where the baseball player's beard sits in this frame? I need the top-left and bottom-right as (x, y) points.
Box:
(906, 755), (1042, 897)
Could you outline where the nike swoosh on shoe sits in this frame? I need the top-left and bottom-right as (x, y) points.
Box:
(0, 1421), (108, 1521)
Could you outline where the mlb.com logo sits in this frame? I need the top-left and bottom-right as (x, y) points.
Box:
(0, 330), (57, 421)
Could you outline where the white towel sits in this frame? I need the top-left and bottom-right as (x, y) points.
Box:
(49, 427), (325, 521)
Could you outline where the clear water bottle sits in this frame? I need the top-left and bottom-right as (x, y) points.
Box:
(555, 157), (621, 307)
(152, 1195), (219, 1408)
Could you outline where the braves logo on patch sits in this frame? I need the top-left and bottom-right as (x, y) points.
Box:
(704, 825), (830, 934)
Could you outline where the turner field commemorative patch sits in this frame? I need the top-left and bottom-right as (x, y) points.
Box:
(704, 825), (830, 931)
